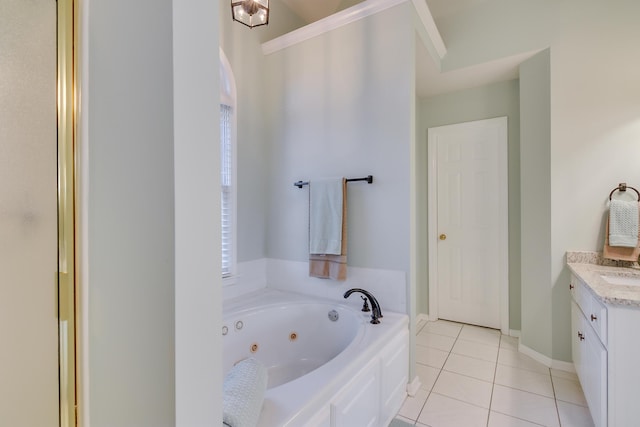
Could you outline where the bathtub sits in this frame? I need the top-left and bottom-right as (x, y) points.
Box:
(223, 289), (409, 427)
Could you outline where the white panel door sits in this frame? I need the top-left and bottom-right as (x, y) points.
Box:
(0, 1), (59, 425)
(430, 117), (507, 329)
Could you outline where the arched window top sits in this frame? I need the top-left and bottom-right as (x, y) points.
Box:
(219, 48), (236, 107)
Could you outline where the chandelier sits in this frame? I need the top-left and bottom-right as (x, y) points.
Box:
(231, 0), (269, 28)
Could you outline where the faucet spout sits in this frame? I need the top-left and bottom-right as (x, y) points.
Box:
(344, 288), (383, 324)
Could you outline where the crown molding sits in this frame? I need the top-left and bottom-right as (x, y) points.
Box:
(262, 0), (444, 56)
(411, 0), (446, 59)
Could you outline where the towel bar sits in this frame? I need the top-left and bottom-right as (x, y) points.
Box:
(609, 182), (640, 201)
(294, 175), (373, 189)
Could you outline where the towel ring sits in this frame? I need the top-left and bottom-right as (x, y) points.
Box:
(609, 182), (640, 201)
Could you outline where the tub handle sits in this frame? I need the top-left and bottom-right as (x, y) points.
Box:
(360, 296), (371, 312)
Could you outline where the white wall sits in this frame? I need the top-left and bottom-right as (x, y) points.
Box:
(174, 0), (222, 425)
(263, 4), (414, 275)
(549, 2), (640, 361)
(86, 0), (221, 425)
(87, 1), (176, 424)
(220, 3), (270, 263)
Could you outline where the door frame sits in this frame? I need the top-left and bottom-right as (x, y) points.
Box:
(57, 0), (78, 425)
(427, 117), (509, 335)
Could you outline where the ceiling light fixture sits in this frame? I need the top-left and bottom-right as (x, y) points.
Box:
(231, 0), (269, 29)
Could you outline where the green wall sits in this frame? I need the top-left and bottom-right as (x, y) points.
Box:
(519, 50), (552, 357)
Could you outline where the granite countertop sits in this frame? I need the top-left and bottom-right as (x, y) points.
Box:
(567, 259), (640, 308)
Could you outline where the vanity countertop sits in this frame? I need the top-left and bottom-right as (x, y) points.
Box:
(567, 262), (640, 307)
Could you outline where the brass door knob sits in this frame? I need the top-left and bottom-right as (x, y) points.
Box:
(439, 234), (447, 240)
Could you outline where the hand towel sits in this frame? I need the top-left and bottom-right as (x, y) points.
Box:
(603, 202), (640, 261)
(309, 178), (348, 280)
(608, 199), (639, 247)
(223, 358), (268, 427)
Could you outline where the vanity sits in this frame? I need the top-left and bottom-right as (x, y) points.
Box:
(568, 260), (640, 427)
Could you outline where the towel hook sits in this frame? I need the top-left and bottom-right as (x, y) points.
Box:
(609, 182), (640, 201)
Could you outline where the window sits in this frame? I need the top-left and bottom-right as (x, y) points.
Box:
(220, 49), (236, 282)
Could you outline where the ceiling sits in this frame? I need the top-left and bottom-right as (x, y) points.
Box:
(279, 0), (349, 23)
(273, 0), (530, 98)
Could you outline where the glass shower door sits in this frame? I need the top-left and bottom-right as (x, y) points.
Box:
(0, 1), (59, 425)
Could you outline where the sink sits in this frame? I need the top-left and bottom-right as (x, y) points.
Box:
(600, 274), (640, 287)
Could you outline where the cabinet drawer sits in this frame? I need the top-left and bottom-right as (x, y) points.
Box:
(588, 295), (607, 346)
(571, 275), (607, 346)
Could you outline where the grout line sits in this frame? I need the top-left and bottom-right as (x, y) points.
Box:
(410, 321), (571, 427)
(485, 335), (503, 426)
(549, 373), (563, 427)
(490, 410), (548, 426)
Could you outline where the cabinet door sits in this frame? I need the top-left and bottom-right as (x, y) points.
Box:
(331, 358), (380, 427)
(571, 302), (586, 386)
(380, 330), (409, 425)
(583, 321), (607, 427)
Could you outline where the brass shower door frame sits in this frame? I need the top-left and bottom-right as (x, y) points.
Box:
(57, 0), (78, 425)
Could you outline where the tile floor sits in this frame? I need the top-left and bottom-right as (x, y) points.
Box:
(395, 320), (595, 427)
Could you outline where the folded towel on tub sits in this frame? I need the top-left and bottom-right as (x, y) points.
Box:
(608, 199), (639, 248)
(223, 358), (268, 427)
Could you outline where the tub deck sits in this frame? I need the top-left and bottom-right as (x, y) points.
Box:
(223, 289), (409, 427)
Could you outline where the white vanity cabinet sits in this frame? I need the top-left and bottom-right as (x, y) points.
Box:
(570, 274), (640, 427)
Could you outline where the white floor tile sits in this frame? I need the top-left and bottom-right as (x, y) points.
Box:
(458, 324), (501, 347)
(416, 363), (441, 391)
(418, 393), (489, 427)
(557, 400), (595, 427)
(416, 318), (429, 333)
(423, 320), (463, 338)
(432, 370), (493, 409)
(497, 348), (549, 375)
(552, 376), (588, 406)
(490, 384), (559, 427)
(499, 335), (519, 351)
(488, 411), (543, 427)
(416, 344), (449, 369)
(398, 388), (429, 420)
(443, 353), (496, 383)
(452, 338), (499, 363)
(416, 331), (456, 352)
(494, 364), (554, 398)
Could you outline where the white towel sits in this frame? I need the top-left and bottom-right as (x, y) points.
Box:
(609, 199), (639, 248)
(309, 178), (344, 255)
(223, 358), (268, 427)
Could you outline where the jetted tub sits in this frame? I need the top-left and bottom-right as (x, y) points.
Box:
(223, 289), (409, 427)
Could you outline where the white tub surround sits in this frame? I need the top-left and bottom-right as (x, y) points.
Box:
(266, 258), (407, 314)
(223, 259), (407, 315)
(223, 258), (268, 300)
(223, 290), (409, 427)
(567, 255), (640, 427)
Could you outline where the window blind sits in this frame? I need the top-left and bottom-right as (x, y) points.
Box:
(221, 104), (232, 278)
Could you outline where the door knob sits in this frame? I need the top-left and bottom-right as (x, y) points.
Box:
(439, 234), (447, 240)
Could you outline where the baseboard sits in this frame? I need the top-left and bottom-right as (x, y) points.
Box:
(518, 343), (575, 373)
(406, 376), (422, 397)
(415, 313), (429, 331)
(509, 329), (521, 338)
(551, 359), (576, 373)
